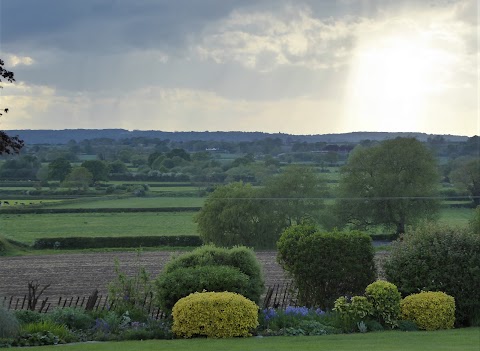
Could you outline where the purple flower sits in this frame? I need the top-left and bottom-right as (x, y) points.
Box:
(315, 308), (325, 315)
(262, 308), (277, 321)
(285, 306), (309, 316)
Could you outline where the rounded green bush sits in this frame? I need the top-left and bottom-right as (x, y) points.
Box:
(155, 245), (264, 310)
(155, 265), (250, 311)
(365, 280), (401, 328)
(47, 307), (94, 330)
(401, 291), (455, 330)
(172, 291), (258, 338)
(277, 225), (376, 309)
(385, 222), (480, 326)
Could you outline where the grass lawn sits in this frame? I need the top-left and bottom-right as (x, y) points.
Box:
(22, 328), (480, 351)
(0, 212), (197, 245)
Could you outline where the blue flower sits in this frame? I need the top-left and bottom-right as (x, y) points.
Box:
(262, 308), (277, 321)
(285, 306), (309, 316)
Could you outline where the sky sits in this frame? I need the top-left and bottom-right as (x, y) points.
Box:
(0, 0), (478, 136)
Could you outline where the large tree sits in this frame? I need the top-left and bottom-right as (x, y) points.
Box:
(336, 137), (440, 235)
(195, 182), (284, 249)
(48, 158), (72, 182)
(263, 165), (328, 226)
(195, 165), (327, 248)
(449, 158), (480, 206)
(0, 59), (24, 154)
(81, 160), (109, 182)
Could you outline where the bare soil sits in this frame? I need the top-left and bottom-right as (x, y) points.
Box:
(0, 250), (388, 299)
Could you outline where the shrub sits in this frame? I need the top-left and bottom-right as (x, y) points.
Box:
(400, 291), (455, 330)
(14, 310), (44, 325)
(172, 292), (259, 338)
(365, 280), (401, 328)
(258, 307), (340, 336)
(156, 245), (264, 310)
(20, 320), (75, 342)
(155, 265), (250, 311)
(385, 222), (480, 326)
(0, 307), (20, 338)
(333, 296), (373, 332)
(46, 307), (94, 330)
(33, 235), (202, 249)
(108, 253), (154, 319)
(277, 225), (376, 309)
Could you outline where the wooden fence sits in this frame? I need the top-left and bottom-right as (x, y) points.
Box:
(1, 284), (298, 318)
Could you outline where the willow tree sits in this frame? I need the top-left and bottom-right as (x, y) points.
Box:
(336, 137), (440, 236)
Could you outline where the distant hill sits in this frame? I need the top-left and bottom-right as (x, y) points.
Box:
(5, 129), (469, 145)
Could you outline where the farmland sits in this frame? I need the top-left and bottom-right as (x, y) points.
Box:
(1, 212), (197, 244)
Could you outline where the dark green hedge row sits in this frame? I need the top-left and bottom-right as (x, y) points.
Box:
(0, 207), (201, 214)
(33, 235), (203, 249)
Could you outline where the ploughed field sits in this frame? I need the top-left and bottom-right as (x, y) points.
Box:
(0, 251), (289, 299)
(0, 250), (389, 300)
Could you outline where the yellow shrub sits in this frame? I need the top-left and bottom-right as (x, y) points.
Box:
(401, 291), (455, 331)
(172, 291), (259, 338)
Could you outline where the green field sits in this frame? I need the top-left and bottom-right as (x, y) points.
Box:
(438, 207), (474, 227)
(0, 205), (473, 246)
(20, 328), (480, 351)
(43, 196), (205, 209)
(0, 212), (197, 245)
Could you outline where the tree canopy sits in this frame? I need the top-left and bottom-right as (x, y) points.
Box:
(0, 58), (24, 154)
(336, 137), (440, 235)
(450, 158), (480, 206)
(195, 165), (327, 248)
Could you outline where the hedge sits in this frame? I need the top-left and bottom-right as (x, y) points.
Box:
(33, 235), (203, 249)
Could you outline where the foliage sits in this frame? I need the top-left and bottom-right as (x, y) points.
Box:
(469, 206), (480, 234)
(400, 291), (455, 331)
(196, 166), (327, 249)
(0, 236), (17, 256)
(259, 306), (340, 336)
(365, 280), (401, 328)
(108, 253), (154, 317)
(172, 291), (259, 338)
(0, 58), (24, 154)
(384, 222), (480, 326)
(62, 166), (93, 190)
(336, 137), (440, 235)
(195, 182), (284, 248)
(81, 160), (109, 182)
(277, 225), (376, 309)
(0, 307), (20, 338)
(46, 307), (94, 330)
(155, 265), (250, 311)
(450, 158), (480, 206)
(263, 165), (328, 226)
(48, 158), (72, 181)
(333, 296), (373, 331)
(14, 310), (44, 325)
(19, 320), (75, 344)
(157, 245), (264, 308)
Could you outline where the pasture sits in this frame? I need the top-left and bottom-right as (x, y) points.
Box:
(0, 204), (473, 246)
(17, 328), (480, 351)
(0, 212), (197, 245)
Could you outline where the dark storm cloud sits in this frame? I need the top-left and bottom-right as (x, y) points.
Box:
(1, 0), (261, 52)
